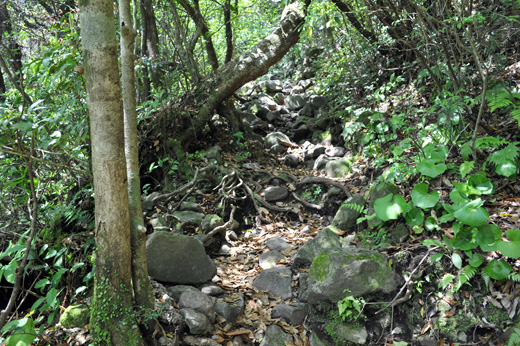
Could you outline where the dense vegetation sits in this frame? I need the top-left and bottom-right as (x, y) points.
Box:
(1, 0), (519, 344)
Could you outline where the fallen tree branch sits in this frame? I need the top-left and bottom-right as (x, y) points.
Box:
(203, 204), (237, 246)
(292, 192), (322, 210)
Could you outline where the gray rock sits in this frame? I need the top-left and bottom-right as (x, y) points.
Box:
(252, 267), (292, 299)
(286, 95), (306, 111)
(310, 96), (329, 109)
(201, 214), (224, 233)
(309, 332), (328, 346)
(172, 211), (205, 228)
(266, 110), (282, 122)
(325, 146), (346, 157)
(147, 232), (217, 284)
(142, 192), (161, 212)
(292, 227), (342, 267)
(179, 201), (203, 213)
(259, 251), (284, 269)
(270, 144), (286, 155)
(298, 273), (309, 300)
(166, 285), (199, 302)
(325, 158), (352, 178)
(284, 154), (299, 167)
(200, 283), (224, 296)
(265, 132), (291, 149)
(178, 290), (216, 323)
(251, 118), (268, 131)
(306, 248), (397, 303)
(313, 154), (333, 171)
(335, 323), (368, 344)
(240, 112), (257, 126)
(292, 124), (311, 142)
(305, 145), (326, 159)
(298, 103), (315, 117)
(259, 95), (278, 111)
(273, 92), (285, 105)
(149, 215), (172, 232)
(264, 186), (288, 202)
(265, 238), (289, 251)
(214, 294), (245, 323)
(271, 303), (306, 325)
(332, 194), (366, 231)
(259, 324), (292, 346)
(265, 80), (283, 93)
(180, 308), (213, 335)
(205, 145), (223, 165)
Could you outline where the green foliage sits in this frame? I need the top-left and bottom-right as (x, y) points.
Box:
(373, 193), (406, 221)
(0, 317), (36, 346)
(507, 328), (520, 346)
(486, 142), (520, 179)
(337, 293), (365, 322)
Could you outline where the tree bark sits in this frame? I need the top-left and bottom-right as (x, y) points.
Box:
(139, 0), (161, 100)
(223, 0), (234, 64)
(119, 0), (156, 339)
(79, 0), (144, 344)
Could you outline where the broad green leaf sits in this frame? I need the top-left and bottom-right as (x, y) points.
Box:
(424, 216), (439, 231)
(12, 121), (33, 131)
(35, 278), (50, 290)
(405, 208), (424, 226)
(430, 252), (444, 264)
(460, 161), (474, 178)
(467, 174), (495, 195)
(495, 160), (518, 178)
(454, 199), (489, 226)
(467, 252), (483, 268)
(497, 229), (520, 259)
(4, 317), (36, 346)
(373, 194), (406, 221)
(417, 159), (447, 178)
(452, 253), (463, 269)
(452, 227), (478, 250)
(485, 259), (512, 280)
(477, 224), (502, 251)
(411, 183), (439, 209)
(5, 260), (18, 284)
(46, 287), (57, 307)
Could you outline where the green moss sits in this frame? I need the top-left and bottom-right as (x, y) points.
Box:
(310, 252), (331, 282)
(60, 304), (90, 328)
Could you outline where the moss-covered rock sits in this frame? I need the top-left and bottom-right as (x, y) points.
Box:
(60, 304), (90, 328)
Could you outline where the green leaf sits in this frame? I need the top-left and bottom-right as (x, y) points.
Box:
(4, 317), (36, 346)
(453, 199), (489, 226)
(477, 224), (502, 252)
(467, 174), (495, 195)
(424, 216), (440, 231)
(430, 252), (444, 264)
(460, 161), (474, 178)
(495, 160), (518, 178)
(485, 259), (512, 280)
(467, 252), (483, 267)
(405, 208), (424, 226)
(497, 229), (520, 259)
(12, 121), (33, 131)
(452, 253), (463, 269)
(373, 194), (407, 221)
(421, 239), (445, 248)
(417, 159), (447, 178)
(452, 227), (478, 250)
(440, 273), (455, 289)
(4, 260), (18, 284)
(411, 183), (440, 209)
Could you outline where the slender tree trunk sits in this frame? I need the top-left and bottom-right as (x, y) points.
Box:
(119, 0), (156, 338)
(223, 0), (233, 64)
(139, 0), (161, 98)
(79, 0), (144, 344)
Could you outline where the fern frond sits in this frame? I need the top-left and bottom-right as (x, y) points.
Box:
(474, 136), (508, 150)
(487, 142), (520, 166)
(487, 91), (513, 112)
(344, 203), (365, 213)
(512, 108), (520, 126)
(453, 265), (477, 291)
(508, 272), (520, 283)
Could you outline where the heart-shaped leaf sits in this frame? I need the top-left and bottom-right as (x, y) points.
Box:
(466, 251), (483, 268)
(411, 183), (440, 209)
(417, 159), (447, 178)
(424, 216), (440, 231)
(467, 174), (495, 195)
(495, 160), (518, 179)
(405, 208), (424, 226)
(452, 227), (478, 250)
(497, 229), (520, 259)
(454, 199), (489, 226)
(476, 224), (502, 252)
(485, 259), (512, 280)
(374, 193), (406, 221)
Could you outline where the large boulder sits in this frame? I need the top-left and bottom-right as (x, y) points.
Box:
(286, 95), (306, 111)
(147, 232), (217, 284)
(292, 226), (342, 267)
(306, 248), (397, 303)
(259, 325), (293, 346)
(325, 158), (352, 178)
(265, 132), (291, 149)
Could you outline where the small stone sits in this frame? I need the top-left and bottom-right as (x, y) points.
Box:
(266, 238), (289, 251)
(180, 308), (213, 335)
(200, 283), (224, 296)
(259, 324), (292, 346)
(178, 290), (216, 323)
(271, 303), (306, 325)
(252, 267), (292, 299)
(259, 251), (284, 269)
(166, 285), (199, 302)
(264, 186), (288, 202)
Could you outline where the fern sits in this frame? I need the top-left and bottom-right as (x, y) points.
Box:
(487, 142), (520, 178)
(487, 90), (514, 113)
(453, 265), (477, 292)
(344, 203), (365, 213)
(508, 272), (520, 283)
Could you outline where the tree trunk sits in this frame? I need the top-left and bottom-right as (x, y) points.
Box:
(79, 0), (144, 344)
(119, 0), (156, 339)
(139, 0), (161, 100)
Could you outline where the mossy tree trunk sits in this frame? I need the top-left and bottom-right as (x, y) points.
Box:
(79, 0), (144, 344)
